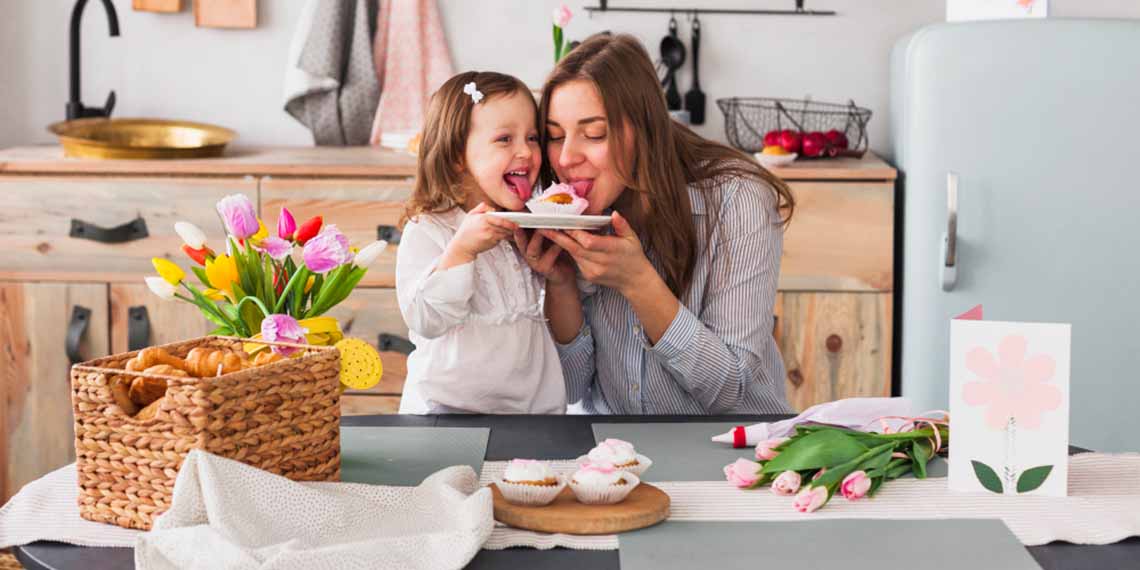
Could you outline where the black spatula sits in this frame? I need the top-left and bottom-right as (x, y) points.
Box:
(684, 15), (706, 124)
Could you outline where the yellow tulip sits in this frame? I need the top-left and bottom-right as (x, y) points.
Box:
(205, 254), (240, 294)
(249, 219), (269, 246)
(203, 288), (225, 301)
(304, 275), (316, 293)
(151, 257), (185, 286)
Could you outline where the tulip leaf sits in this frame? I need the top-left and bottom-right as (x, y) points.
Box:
(971, 460), (1004, 494)
(1016, 465), (1053, 493)
(909, 438), (932, 479)
(191, 266), (211, 287)
(760, 430), (868, 474)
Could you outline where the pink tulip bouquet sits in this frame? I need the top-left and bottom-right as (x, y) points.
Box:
(724, 416), (950, 512)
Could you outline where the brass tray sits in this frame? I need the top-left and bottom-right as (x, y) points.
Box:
(47, 117), (236, 159)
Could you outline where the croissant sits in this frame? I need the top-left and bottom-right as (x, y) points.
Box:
(184, 348), (246, 377)
(135, 398), (163, 421)
(252, 351), (285, 367)
(126, 347), (188, 373)
(130, 365), (183, 406)
(109, 375), (139, 415)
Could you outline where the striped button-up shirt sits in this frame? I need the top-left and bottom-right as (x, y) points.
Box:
(557, 175), (792, 415)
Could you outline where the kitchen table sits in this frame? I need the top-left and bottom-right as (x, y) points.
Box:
(13, 414), (1140, 569)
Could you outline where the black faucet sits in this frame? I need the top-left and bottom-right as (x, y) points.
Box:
(67, 0), (120, 121)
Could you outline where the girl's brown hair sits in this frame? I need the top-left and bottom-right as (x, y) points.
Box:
(405, 71), (537, 223)
(540, 34), (795, 298)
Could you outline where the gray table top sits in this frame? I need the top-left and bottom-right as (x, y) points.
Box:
(14, 414), (1139, 570)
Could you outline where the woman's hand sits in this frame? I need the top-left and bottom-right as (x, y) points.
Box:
(438, 202), (517, 270)
(537, 211), (653, 295)
(514, 229), (575, 287)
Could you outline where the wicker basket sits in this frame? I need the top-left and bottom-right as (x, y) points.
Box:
(70, 336), (342, 531)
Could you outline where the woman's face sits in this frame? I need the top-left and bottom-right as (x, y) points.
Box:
(545, 80), (631, 215)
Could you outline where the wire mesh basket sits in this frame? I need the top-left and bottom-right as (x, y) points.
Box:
(716, 97), (872, 157)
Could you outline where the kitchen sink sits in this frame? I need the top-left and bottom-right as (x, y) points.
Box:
(47, 118), (236, 159)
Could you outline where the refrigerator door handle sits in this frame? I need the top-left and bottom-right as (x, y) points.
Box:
(941, 172), (959, 291)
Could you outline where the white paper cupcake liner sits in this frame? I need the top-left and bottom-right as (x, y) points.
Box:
(569, 472), (640, 505)
(576, 454), (653, 478)
(525, 198), (588, 216)
(494, 476), (566, 506)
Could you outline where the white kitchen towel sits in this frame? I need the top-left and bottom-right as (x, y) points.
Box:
(711, 397), (918, 447)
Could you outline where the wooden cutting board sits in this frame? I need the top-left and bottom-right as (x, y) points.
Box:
(133, 0), (182, 12)
(194, 0), (257, 29)
(491, 483), (670, 535)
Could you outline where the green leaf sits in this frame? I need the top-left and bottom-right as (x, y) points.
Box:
(760, 430), (868, 475)
(208, 325), (234, 336)
(909, 438), (932, 479)
(810, 442), (894, 490)
(191, 266), (211, 287)
(971, 460), (1004, 494)
(1016, 465), (1054, 493)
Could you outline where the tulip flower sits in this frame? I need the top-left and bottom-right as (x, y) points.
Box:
(293, 216), (323, 245)
(151, 258), (185, 286)
(723, 458), (762, 488)
(261, 314), (309, 356)
(353, 240), (388, 268)
(216, 194), (259, 239)
(144, 276), (176, 301)
(181, 244), (213, 266)
(277, 207), (296, 240)
(249, 219), (269, 246)
(755, 437), (787, 461)
(205, 254), (240, 295)
(553, 3), (572, 27)
(257, 236), (293, 261)
(840, 470), (872, 501)
(174, 221), (208, 250)
(302, 225), (353, 274)
(771, 471), (802, 496)
(793, 486), (829, 513)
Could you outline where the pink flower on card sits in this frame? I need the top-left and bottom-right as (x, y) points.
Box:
(963, 334), (1061, 430)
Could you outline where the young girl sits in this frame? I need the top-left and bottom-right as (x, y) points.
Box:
(395, 71), (567, 414)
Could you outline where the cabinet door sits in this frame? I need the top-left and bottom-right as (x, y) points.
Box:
(0, 176), (257, 283)
(260, 178), (413, 288)
(323, 288), (410, 415)
(0, 282), (108, 503)
(775, 291), (892, 412)
(109, 284), (215, 353)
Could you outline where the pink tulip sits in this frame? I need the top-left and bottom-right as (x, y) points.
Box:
(840, 470), (872, 501)
(771, 471), (802, 496)
(755, 437), (787, 461)
(261, 314), (308, 356)
(216, 194), (259, 239)
(793, 486), (828, 513)
(302, 225), (354, 274)
(257, 236), (293, 261)
(277, 207), (296, 240)
(723, 458), (762, 488)
(552, 4), (572, 28)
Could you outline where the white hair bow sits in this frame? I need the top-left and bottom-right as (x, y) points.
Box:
(463, 82), (484, 104)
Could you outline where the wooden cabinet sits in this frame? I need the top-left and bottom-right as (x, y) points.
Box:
(0, 282), (108, 503)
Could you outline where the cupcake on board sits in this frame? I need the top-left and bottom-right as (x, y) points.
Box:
(495, 459), (566, 506)
(581, 438), (653, 477)
(568, 462), (640, 505)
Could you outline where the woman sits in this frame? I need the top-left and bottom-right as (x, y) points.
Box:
(514, 33), (796, 415)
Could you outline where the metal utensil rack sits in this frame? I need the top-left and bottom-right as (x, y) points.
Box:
(584, 0), (836, 17)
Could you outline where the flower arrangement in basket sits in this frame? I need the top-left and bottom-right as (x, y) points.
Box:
(144, 193), (387, 390)
(724, 413), (949, 512)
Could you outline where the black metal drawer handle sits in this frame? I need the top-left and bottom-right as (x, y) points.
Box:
(66, 305), (91, 365)
(378, 333), (414, 355)
(377, 224), (402, 245)
(70, 216), (149, 244)
(128, 306), (151, 351)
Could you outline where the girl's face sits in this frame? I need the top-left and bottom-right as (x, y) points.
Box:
(462, 91), (541, 211)
(545, 80), (630, 215)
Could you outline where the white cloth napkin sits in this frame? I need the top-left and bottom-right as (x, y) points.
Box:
(711, 397), (918, 447)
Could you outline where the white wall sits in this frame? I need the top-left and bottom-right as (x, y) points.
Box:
(3, 0), (1139, 154)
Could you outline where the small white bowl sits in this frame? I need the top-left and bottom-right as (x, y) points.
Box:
(754, 151), (798, 168)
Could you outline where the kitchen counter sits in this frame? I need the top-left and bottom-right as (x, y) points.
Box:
(0, 145), (896, 181)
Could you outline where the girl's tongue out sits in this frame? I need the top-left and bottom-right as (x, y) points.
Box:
(504, 173), (532, 202)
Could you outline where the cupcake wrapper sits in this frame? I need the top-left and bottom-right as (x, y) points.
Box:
(569, 473), (641, 505)
(495, 476), (566, 506)
(525, 199), (589, 216)
(576, 454), (653, 478)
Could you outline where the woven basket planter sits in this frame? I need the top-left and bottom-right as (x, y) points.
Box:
(70, 336), (341, 531)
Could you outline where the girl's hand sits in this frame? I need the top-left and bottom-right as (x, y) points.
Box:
(537, 211), (653, 295)
(439, 202), (518, 268)
(514, 229), (576, 287)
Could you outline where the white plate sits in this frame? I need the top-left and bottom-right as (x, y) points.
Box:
(754, 151), (798, 168)
(488, 212), (611, 230)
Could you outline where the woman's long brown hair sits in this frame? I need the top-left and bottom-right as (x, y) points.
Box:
(404, 71), (537, 224)
(540, 34), (794, 298)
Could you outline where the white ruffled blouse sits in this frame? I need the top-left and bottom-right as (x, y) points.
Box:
(395, 208), (567, 414)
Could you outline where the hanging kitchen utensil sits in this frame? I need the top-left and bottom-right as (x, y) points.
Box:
(683, 13), (706, 124)
(193, 0), (257, 29)
(659, 14), (686, 111)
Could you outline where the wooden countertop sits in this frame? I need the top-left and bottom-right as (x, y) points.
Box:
(0, 145), (895, 181)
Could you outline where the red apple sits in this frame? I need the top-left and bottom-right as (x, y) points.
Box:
(824, 129), (849, 150)
(802, 132), (827, 158)
(779, 130), (802, 154)
(763, 130), (782, 148)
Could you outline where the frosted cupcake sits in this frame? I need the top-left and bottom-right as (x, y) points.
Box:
(568, 462), (640, 505)
(525, 183), (589, 215)
(495, 459), (565, 506)
(581, 438), (653, 477)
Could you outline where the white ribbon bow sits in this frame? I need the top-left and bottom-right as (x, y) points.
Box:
(463, 82), (484, 104)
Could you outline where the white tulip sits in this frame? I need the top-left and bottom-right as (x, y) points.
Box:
(174, 221), (208, 249)
(145, 276), (176, 300)
(354, 240), (388, 267)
